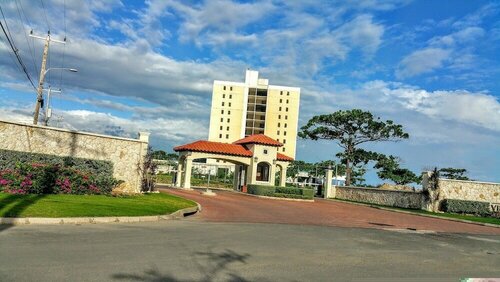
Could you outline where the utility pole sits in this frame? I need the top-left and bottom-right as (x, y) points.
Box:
(43, 86), (62, 126)
(30, 31), (66, 125)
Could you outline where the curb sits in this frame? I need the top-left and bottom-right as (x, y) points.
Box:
(328, 198), (500, 229)
(0, 205), (200, 226)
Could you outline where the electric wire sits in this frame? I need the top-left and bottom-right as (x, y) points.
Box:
(0, 5), (37, 91)
(14, 0), (38, 83)
(39, 0), (50, 32)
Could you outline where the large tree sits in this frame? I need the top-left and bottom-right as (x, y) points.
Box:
(299, 109), (409, 186)
(374, 155), (419, 185)
(439, 167), (469, 180)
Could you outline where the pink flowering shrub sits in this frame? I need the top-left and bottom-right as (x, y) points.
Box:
(0, 163), (119, 195)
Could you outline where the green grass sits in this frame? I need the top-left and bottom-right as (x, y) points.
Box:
(0, 192), (196, 218)
(334, 198), (500, 225)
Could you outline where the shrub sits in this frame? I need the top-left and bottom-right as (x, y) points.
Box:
(441, 199), (491, 217)
(0, 163), (120, 195)
(0, 149), (114, 179)
(247, 184), (313, 199)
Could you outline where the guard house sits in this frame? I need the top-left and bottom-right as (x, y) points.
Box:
(173, 134), (293, 190)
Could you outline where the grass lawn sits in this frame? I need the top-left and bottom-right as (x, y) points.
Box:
(0, 192), (197, 218)
(334, 198), (500, 225)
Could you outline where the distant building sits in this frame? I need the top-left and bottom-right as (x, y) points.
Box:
(208, 69), (300, 158)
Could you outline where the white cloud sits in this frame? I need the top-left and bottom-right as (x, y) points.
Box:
(396, 48), (451, 78)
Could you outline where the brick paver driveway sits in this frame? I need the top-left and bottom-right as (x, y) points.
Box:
(160, 187), (500, 235)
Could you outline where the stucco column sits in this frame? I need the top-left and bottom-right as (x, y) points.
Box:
(182, 157), (193, 189)
(324, 168), (334, 199)
(175, 160), (183, 188)
(280, 166), (287, 187)
(233, 165), (240, 190)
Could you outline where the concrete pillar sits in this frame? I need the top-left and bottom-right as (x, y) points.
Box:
(175, 160), (183, 187)
(324, 169), (335, 199)
(182, 158), (193, 189)
(233, 165), (240, 190)
(138, 132), (150, 143)
(280, 166), (287, 187)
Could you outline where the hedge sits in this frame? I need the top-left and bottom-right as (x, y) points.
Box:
(0, 149), (114, 178)
(441, 199), (491, 217)
(247, 184), (313, 200)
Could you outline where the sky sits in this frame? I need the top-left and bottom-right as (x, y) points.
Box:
(0, 0), (499, 184)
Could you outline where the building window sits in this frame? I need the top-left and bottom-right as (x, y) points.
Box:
(226, 134), (229, 139)
(256, 162), (270, 182)
(278, 122), (281, 127)
(229, 102), (231, 107)
(286, 99), (289, 104)
(230, 86), (233, 91)
(287, 91), (290, 96)
(284, 131), (287, 136)
(229, 94), (232, 99)
(220, 126), (223, 130)
(220, 118), (223, 122)
(286, 107), (288, 112)
(223, 86), (226, 90)
(280, 91), (283, 95)
(227, 126), (229, 131)
(283, 147), (286, 152)
(227, 118), (230, 122)
(279, 107), (282, 111)
(283, 139), (286, 144)
(228, 110), (231, 115)
(277, 130), (280, 135)
(278, 115), (281, 119)
(219, 134), (222, 138)
(221, 110), (224, 114)
(222, 102), (225, 106)
(284, 123), (287, 128)
(263, 149), (268, 154)
(285, 115), (288, 120)
(279, 99), (282, 103)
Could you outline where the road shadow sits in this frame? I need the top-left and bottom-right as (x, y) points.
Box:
(0, 194), (46, 233)
(112, 249), (252, 282)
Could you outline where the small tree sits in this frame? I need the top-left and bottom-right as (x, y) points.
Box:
(439, 167), (469, 180)
(140, 146), (158, 192)
(299, 109), (409, 186)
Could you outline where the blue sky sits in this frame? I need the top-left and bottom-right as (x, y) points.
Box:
(1, 0), (499, 183)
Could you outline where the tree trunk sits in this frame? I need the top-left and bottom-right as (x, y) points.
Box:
(345, 158), (351, 186)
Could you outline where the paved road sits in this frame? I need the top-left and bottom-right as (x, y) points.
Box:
(1, 220), (499, 281)
(161, 187), (500, 235)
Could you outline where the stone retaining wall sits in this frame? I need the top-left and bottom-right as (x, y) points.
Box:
(0, 119), (149, 193)
(335, 186), (423, 209)
(438, 179), (500, 203)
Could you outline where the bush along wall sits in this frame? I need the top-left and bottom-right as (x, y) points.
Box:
(0, 150), (120, 195)
(247, 184), (314, 200)
(441, 199), (492, 217)
(0, 149), (114, 178)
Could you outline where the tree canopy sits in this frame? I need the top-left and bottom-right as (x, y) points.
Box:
(439, 167), (469, 180)
(299, 109), (409, 185)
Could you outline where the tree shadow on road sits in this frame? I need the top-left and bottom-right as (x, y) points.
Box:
(112, 249), (252, 282)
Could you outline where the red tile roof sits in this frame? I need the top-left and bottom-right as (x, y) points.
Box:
(277, 153), (294, 162)
(233, 134), (283, 147)
(173, 140), (252, 157)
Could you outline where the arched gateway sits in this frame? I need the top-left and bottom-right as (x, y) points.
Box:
(173, 134), (293, 190)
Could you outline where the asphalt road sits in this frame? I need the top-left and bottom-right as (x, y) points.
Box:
(1, 219), (499, 281)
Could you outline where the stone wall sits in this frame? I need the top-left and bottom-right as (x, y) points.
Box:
(335, 186), (423, 209)
(0, 119), (149, 193)
(437, 179), (500, 203)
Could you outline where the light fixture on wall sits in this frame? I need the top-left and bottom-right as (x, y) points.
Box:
(272, 159), (277, 165)
(253, 157), (258, 162)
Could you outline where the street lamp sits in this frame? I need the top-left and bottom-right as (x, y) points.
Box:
(33, 68), (77, 125)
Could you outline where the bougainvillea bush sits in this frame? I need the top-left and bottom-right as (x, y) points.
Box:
(0, 163), (120, 195)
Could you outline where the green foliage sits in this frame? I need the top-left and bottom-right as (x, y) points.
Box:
(299, 109), (409, 185)
(374, 155), (419, 185)
(0, 163), (119, 195)
(439, 168), (469, 180)
(441, 199), (491, 217)
(140, 146), (158, 192)
(286, 160), (345, 178)
(247, 184), (313, 199)
(0, 149), (114, 178)
(151, 150), (178, 161)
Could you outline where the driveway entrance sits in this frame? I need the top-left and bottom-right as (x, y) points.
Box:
(160, 187), (500, 235)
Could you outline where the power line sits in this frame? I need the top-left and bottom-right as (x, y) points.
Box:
(14, 0), (38, 82)
(39, 0), (51, 32)
(0, 5), (37, 91)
